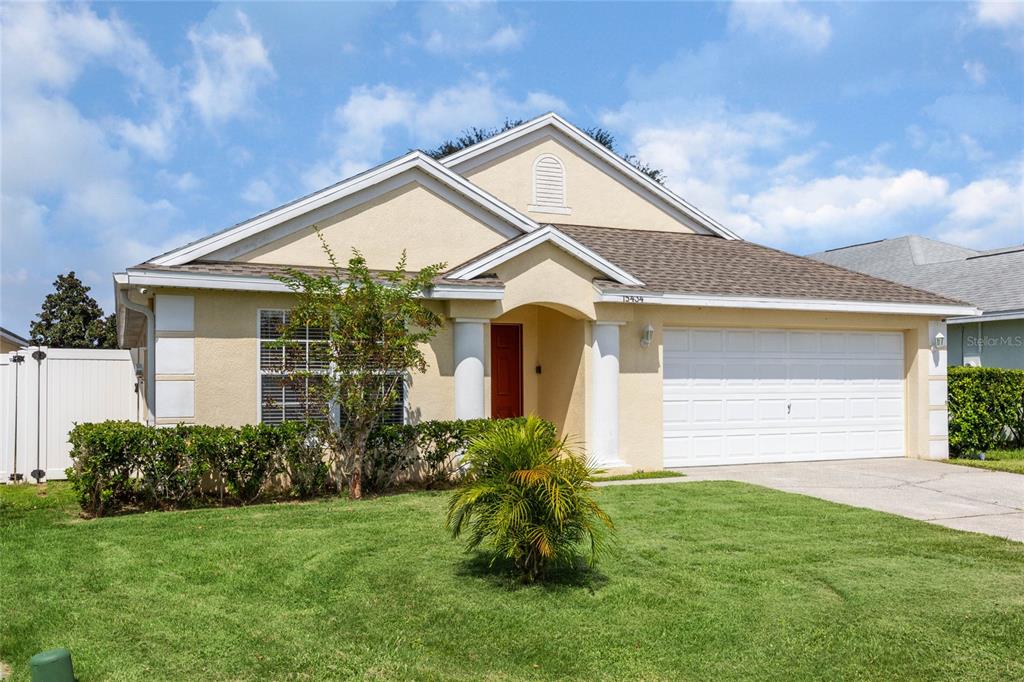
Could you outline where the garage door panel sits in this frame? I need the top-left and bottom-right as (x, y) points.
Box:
(693, 400), (723, 422)
(692, 330), (723, 352)
(663, 328), (905, 466)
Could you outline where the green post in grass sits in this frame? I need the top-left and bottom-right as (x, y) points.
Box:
(29, 648), (75, 682)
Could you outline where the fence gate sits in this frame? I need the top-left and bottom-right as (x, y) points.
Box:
(1, 347), (139, 482)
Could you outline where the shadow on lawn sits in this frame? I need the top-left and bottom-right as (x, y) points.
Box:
(454, 551), (610, 593)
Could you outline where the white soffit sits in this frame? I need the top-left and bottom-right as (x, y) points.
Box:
(441, 112), (740, 241)
(149, 152), (539, 267)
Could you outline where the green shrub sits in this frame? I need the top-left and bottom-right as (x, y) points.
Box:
(67, 421), (148, 516)
(67, 418), (528, 515)
(137, 425), (206, 508)
(948, 366), (1024, 455)
(446, 415), (612, 582)
(279, 421), (330, 499)
(363, 424), (419, 493)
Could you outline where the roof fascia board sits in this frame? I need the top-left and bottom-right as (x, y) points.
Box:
(151, 152), (538, 267)
(442, 113), (740, 240)
(448, 225), (644, 286)
(950, 309), (1024, 323)
(124, 268), (504, 300)
(596, 289), (979, 317)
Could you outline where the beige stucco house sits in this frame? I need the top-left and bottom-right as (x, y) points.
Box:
(114, 114), (975, 470)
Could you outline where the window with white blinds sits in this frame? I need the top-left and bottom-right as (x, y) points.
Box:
(530, 154), (569, 213)
(258, 310), (329, 424)
(258, 310), (406, 426)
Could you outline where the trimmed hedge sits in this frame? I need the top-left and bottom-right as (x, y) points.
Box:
(948, 366), (1024, 455)
(67, 417), (536, 516)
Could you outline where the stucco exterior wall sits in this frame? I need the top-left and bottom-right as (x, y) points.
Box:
(236, 179), (508, 272)
(461, 136), (697, 233)
(146, 288), (453, 428)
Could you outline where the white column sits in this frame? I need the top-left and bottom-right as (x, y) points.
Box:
(453, 319), (486, 419)
(590, 322), (627, 469)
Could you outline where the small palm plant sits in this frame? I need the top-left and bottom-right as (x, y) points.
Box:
(446, 416), (614, 582)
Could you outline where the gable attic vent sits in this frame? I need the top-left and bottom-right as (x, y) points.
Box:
(529, 154), (571, 215)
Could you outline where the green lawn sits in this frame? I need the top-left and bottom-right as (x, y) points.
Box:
(591, 469), (685, 482)
(947, 448), (1024, 474)
(2, 481), (1022, 681)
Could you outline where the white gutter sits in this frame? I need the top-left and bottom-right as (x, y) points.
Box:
(117, 285), (155, 425)
(596, 289), (980, 317)
(948, 309), (1024, 324)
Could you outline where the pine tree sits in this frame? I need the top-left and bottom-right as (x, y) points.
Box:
(29, 272), (118, 349)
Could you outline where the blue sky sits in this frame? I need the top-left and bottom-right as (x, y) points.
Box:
(2, 1), (1022, 336)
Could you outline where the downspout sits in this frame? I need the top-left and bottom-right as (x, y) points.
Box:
(119, 287), (156, 425)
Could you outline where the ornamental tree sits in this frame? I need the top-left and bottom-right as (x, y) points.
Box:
(30, 272), (118, 349)
(275, 231), (444, 499)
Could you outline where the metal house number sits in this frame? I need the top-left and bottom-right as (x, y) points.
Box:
(622, 295), (645, 303)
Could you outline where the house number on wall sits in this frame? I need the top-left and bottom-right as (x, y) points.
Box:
(622, 295), (645, 303)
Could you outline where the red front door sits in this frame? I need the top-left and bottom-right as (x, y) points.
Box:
(491, 324), (523, 419)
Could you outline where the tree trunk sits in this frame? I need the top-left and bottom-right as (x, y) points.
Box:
(348, 426), (370, 500)
(349, 461), (363, 500)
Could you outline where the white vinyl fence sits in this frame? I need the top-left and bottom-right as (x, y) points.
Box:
(1, 347), (139, 482)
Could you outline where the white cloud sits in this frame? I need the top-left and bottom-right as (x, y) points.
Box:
(963, 60), (988, 84)
(604, 98), (1021, 251)
(187, 11), (275, 126)
(304, 79), (566, 190)
(937, 163), (1024, 247)
(157, 170), (200, 192)
(415, 2), (526, 54)
(0, 3), (186, 334)
(241, 179), (278, 207)
(973, 0), (1024, 27)
(735, 170), (950, 243)
(728, 1), (832, 52)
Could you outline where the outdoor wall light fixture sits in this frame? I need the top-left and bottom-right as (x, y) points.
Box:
(640, 323), (654, 348)
(932, 331), (945, 350)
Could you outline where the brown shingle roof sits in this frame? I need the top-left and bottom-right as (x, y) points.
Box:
(131, 260), (503, 288)
(554, 224), (966, 306)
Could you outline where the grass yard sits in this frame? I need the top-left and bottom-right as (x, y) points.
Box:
(2, 481), (1022, 681)
(591, 469), (685, 482)
(947, 448), (1024, 474)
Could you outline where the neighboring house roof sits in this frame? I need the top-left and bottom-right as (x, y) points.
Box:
(556, 224), (967, 307)
(1, 326), (30, 347)
(147, 151), (540, 267)
(440, 112), (740, 240)
(811, 235), (1024, 317)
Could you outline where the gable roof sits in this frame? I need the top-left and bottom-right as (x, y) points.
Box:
(148, 151), (540, 267)
(445, 224), (643, 286)
(556, 224), (974, 315)
(439, 112), (741, 241)
(811, 236), (1024, 315)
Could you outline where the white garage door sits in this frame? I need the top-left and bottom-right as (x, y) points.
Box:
(663, 328), (905, 467)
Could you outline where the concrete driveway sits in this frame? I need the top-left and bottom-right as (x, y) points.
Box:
(607, 458), (1024, 542)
